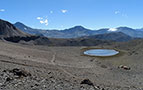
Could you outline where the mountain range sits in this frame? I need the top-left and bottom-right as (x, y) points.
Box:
(0, 19), (141, 46)
(14, 22), (143, 38)
(0, 19), (112, 46)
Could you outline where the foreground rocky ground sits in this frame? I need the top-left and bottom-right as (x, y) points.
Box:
(0, 41), (143, 90)
(0, 55), (98, 90)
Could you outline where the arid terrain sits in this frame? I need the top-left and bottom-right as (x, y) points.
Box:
(0, 40), (142, 90)
(1, 0), (143, 89)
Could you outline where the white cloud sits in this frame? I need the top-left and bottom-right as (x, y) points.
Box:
(122, 14), (128, 18)
(0, 9), (5, 12)
(38, 18), (48, 26)
(36, 16), (49, 26)
(108, 28), (118, 32)
(40, 20), (44, 24)
(50, 11), (53, 14)
(115, 11), (120, 14)
(44, 19), (48, 26)
(39, 19), (48, 25)
(37, 17), (43, 20)
(114, 11), (128, 18)
(61, 9), (67, 13)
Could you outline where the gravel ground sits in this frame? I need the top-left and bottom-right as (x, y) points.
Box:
(0, 41), (143, 90)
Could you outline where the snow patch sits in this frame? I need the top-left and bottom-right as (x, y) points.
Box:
(108, 28), (118, 32)
(24, 28), (27, 30)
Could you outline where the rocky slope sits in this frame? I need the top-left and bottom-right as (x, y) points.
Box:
(0, 19), (42, 43)
(0, 19), (29, 37)
(82, 32), (133, 42)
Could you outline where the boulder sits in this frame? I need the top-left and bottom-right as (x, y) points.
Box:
(118, 65), (131, 70)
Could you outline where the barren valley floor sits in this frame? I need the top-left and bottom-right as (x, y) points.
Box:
(0, 41), (142, 90)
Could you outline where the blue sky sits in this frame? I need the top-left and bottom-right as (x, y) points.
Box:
(0, 0), (143, 30)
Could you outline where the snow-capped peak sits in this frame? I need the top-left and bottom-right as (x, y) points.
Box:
(108, 28), (118, 32)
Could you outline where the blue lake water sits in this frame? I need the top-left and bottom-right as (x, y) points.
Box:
(84, 49), (119, 56)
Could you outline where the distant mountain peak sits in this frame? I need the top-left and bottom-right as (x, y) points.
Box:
(15, 22), (25, 25)
(73, 26), (85, 29)
(66, 25), (87, 31)
(15, 22), (33, 29)
(15, 22), (22, 24)
(14, 22), (31, 30)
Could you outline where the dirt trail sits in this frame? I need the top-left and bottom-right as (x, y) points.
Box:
(50, 53), (80, 78)
(49, 52), (98, 89)
(51, 53), (56, 65)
